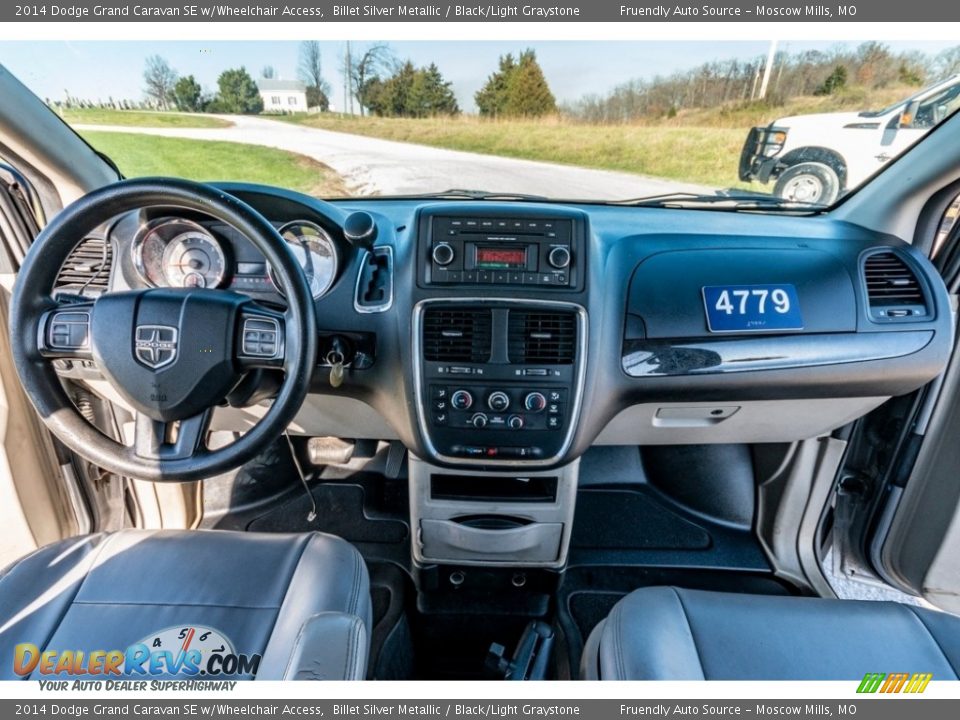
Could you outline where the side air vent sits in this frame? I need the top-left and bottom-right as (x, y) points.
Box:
(54, 237), (113, 297)
(423, 307), (493, 363)
(508, 310), (577, 364)
(863, 251), (928, 320)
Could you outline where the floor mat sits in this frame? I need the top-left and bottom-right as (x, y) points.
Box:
(572, 488), (711, 550)
(248, 482), (408, 543)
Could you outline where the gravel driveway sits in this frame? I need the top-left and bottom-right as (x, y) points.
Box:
(75, 114), (713, 200)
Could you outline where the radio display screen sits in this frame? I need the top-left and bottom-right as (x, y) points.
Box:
(475, 246), (527, 269)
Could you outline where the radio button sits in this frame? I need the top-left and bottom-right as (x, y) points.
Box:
(488, 391), (510, 412)
(432, 242), (455, 266)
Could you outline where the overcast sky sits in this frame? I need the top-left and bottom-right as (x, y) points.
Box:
(1, 40), (957, 112)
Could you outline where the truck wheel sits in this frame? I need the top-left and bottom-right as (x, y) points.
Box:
(773, 162), (841, 205)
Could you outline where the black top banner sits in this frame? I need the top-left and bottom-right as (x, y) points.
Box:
(3, 0), (955, 23)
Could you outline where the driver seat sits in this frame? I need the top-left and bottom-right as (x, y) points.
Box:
(0, 529), (371, 680)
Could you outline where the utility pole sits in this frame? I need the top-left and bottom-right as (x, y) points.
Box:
(758, 39), (778, 100)
(345, 42), (353, 115)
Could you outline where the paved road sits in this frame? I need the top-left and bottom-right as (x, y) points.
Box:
(76, 115), (713, 199)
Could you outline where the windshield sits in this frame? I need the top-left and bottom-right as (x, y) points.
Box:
(5, 40), (960, 208)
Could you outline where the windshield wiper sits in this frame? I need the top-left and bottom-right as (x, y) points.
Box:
(389, 188), (551, 202)
(608, 190), (824, 211)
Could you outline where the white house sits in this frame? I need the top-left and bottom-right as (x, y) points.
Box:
(257, 79), (308, 113)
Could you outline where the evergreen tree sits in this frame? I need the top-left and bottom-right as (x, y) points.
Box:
(410, 63), (459, 117)
(475, 50), (555, 117)
(475, 54), (516, 117)
(214, 68), (263, 114)
(172, 75), (203, 112)
(504, 50), (557, 117)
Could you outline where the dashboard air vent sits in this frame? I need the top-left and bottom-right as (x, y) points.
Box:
(863, 252), (927, 319)
(423, 307), (492, 363)
(508, 311), (577, 365)
(54, 237), (112, 297)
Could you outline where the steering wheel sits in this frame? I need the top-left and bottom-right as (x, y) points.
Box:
(8, 178), (317, 482)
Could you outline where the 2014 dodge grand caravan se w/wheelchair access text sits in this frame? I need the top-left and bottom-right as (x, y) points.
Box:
(1, 48), (960, 682)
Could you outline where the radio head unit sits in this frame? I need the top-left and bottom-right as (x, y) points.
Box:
(423, 214), (580, 288)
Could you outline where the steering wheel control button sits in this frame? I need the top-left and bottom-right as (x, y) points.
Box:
(241, 317), (281, 359)
(470, 413), (489, 429)
(432, 242), (455, 266)
(507, 415), (525, 430)
(524, 392), (547, 413)
(487, 391), (510, 412)
(451, 390), (474, 410)
(548, 246), (572, 269)
(46, 310), (91, 351)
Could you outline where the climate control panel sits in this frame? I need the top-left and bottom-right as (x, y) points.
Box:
(430, 385), (567, 434)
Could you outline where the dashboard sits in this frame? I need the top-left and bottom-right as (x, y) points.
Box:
(53, 183), (955, 470)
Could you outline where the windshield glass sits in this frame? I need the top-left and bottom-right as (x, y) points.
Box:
(5, 40), (960, 208)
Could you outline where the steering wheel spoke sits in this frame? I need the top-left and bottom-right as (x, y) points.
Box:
(237, 304), (287, 369)
(37, 301), (95, 360)
(134, 409), (213, 461)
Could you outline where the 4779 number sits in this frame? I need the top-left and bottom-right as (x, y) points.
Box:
(713, 288), (791, 315)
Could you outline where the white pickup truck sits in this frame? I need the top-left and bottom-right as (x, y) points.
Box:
(739, 74), (960, 204)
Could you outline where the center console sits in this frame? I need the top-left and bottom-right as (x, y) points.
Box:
(413, 210), (588, 468)
(409, 209), (588, 570)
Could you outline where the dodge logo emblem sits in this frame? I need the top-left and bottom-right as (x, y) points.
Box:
(134, 325), (178, 369)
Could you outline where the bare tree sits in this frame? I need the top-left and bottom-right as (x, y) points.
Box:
(298, 41), (331, 94)
(143, 55), (177, 110)
(345, 43), (392, 116)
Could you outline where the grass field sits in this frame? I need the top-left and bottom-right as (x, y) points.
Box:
(280, 86), (915, 188)
(81, 132), (347, 197)
(62, 108), (232, 129)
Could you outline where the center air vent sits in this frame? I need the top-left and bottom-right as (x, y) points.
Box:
(863, 251), (927, 320)
(508, 310), (577, 364)
(423, 307), (492, 363)
(54, 237), (113, 297)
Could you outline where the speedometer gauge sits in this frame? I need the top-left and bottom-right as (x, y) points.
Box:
(132, 217), (228, 289)
(162, 231), (226, 288)
(269, 220), (339, 299)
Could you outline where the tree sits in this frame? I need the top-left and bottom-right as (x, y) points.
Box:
(261, 65), (275, 79)
(345, 43), (392, 116)
(409, 63), (459, 117)
(815, 65), (848, 96)
(475, 50), (555, 117)
(172, 75), (203, 112)
(143, 55), (177, 109)
(214, 68), (263, 114)
(475, 53), (516, 117)
(504, 50), (556, 117)
(298, 40), (332, 110)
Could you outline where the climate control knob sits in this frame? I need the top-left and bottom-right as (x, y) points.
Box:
(432, 242), (455, 266)
(471, 413), (489, 429)
(547, 246), (571, 269)
(507, 415), (525, 430)
(487, 391), (511, 412)
(524, 392), (547, 413)
(451, 390), (474, 410)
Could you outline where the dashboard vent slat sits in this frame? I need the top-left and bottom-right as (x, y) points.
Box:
(508, 310), (577, 365)
(423, 308), (492, 363)
(863, 252), (925, 307)
(54, 237), (112, 297)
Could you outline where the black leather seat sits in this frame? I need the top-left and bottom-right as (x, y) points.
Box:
(581, 586), (960, 680)
(0, 530), (371, 680)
